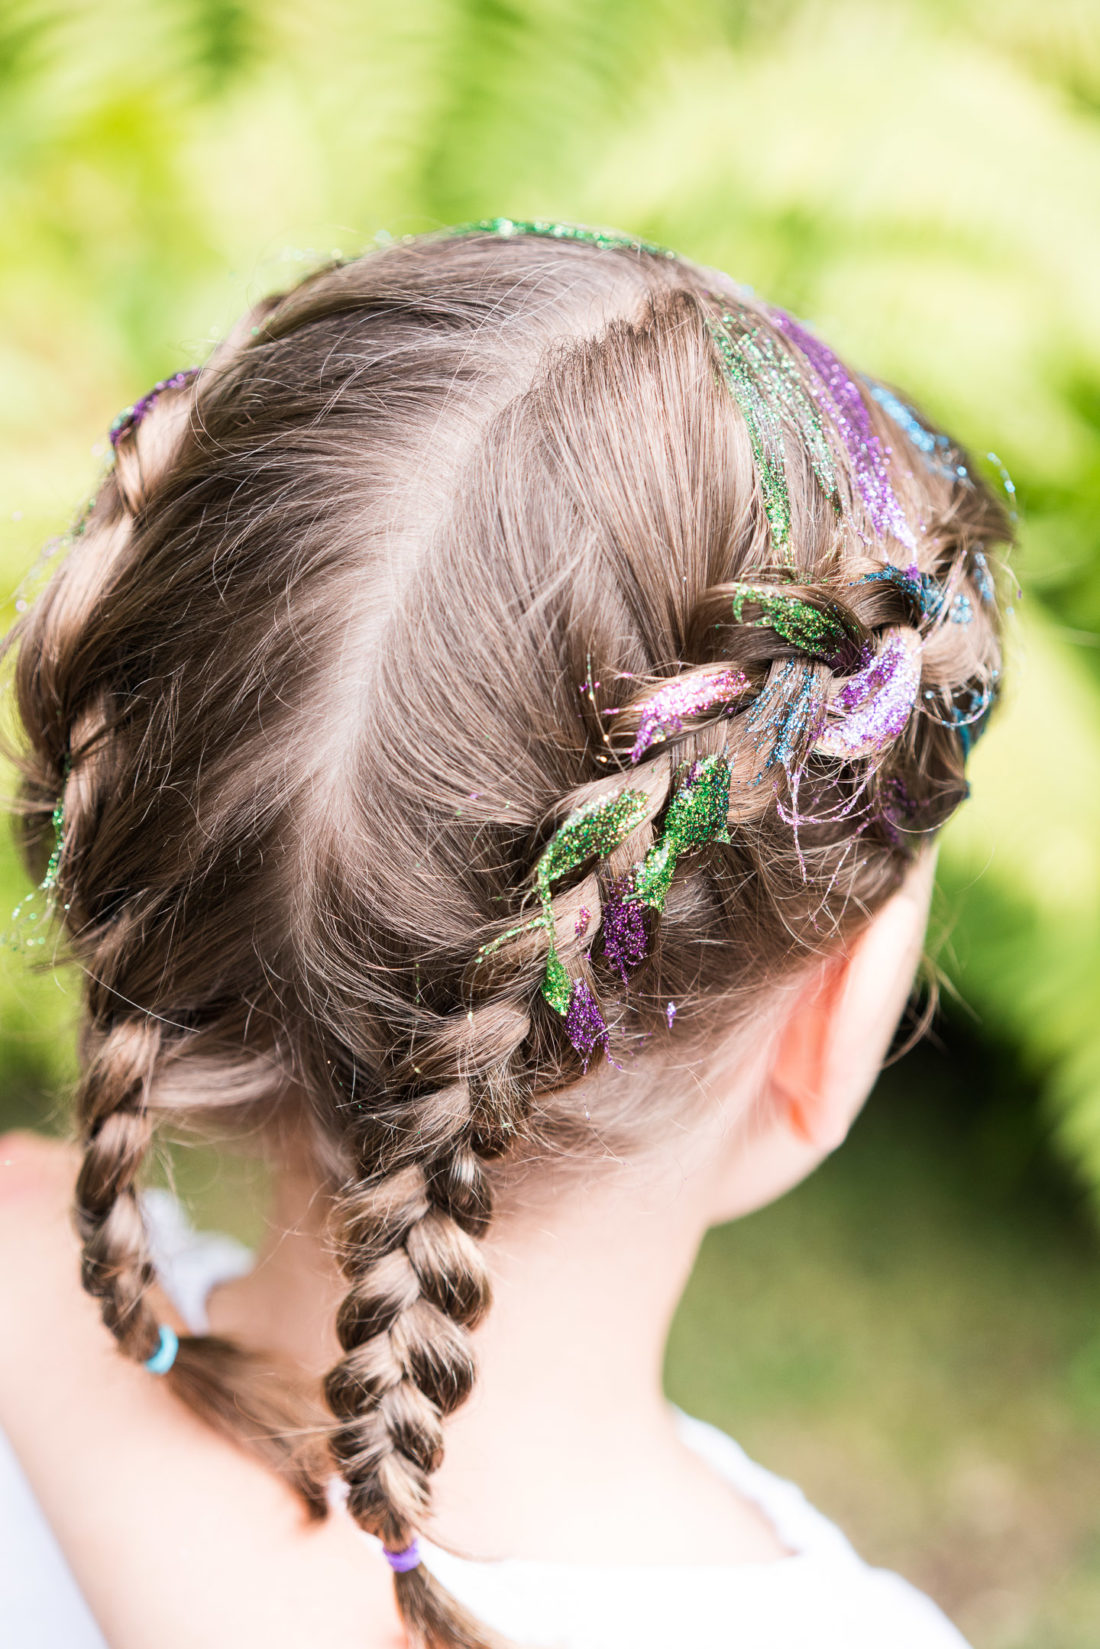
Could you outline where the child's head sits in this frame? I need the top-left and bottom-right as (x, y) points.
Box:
(9, 221), (1010, 1647)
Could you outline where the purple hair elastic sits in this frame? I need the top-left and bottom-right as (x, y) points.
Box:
(109, 366), (200, 448)
(383, 1538), (422, 1573)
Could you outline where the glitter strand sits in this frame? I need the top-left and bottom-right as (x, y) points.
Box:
(858, 562), (971, 626)
(854, 563), (922, 604)
(617, 667), (750, 763)
(730, 583), (850, 659)
(708, 312), (845, 560)
(920, 577), (972, 625)
(475, 788), (648, 1016)
(109, 367), (200, 448)
(921, 678), (998, 756)
(564, 979), (609, 1066)
(447, 218), (676, 258)
(708, 317), (793, 557)
(7, 792), (67, 949)
(985, 452), (1018, 522)
(772, 311), (916, 550)
(743, 660), (830, 808)
(815, 629), (924, 760)
(602, 874), (649, 981)
(633, 756), (732, 912)
(864, 381), (967, 483)
(971, 550), (996, 605)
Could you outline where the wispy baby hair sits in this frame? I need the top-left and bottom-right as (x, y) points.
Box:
(7, 221), (1011, 1649)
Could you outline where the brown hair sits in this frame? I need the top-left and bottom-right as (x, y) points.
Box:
(7, 228), (1010, 1647)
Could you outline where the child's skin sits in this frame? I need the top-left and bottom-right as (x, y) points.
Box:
(0, 849), (935, 1649)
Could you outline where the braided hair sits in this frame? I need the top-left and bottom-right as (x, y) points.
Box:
(7, 226), (1010, 1648)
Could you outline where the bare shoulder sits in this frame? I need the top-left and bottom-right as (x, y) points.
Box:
(0, 1130), (82, 1324)
(0, 1127), (77, 1203)
(0, 1131), (402, 1649)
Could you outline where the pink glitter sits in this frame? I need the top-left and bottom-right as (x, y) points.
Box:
(666, 1001), (677, 1029)
(816, 630), (923, 759)
(574, 906), (591, 938)
(621, 667), (748, 764)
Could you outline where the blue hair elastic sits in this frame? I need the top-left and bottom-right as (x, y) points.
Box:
(383, 1538), (422, 1574)
(145, 1324), (179, 1376)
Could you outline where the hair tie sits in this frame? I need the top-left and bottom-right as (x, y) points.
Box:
(383, 1538), (422, 1573)
(144, 1323), (179, 1376)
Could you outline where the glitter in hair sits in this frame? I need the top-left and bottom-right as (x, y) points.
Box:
(624, 667), (749, 764)
(564, 979), (609, 1066)
(633, 755), (732, 912)
(475, 788), (648, 1016)
(816, 629), (923, 760)
(773, 311), (916, 551)
(864, 381), (967, 484)
(602, 875), (649, 981)
(731, 583), (851, 660)
(109, 367), (200, 448)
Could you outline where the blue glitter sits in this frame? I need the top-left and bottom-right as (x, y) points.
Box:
(865, 381), (965, 483)
(921, 576), (973, 625)
(744, 660), (825, 784)
(972, 550), (996, 604)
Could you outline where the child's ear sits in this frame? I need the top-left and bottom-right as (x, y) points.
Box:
(770, 955), (853, 1150)
(769, 849), (937, 1152)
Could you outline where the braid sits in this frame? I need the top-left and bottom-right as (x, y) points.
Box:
(325, 1021), (530, 1648)
(74, 1017), (163, 1355)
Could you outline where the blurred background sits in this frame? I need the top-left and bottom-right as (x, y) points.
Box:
(1, 2), (1098, 1644)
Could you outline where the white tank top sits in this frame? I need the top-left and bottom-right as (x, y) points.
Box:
(2, 1191), (972, 1648)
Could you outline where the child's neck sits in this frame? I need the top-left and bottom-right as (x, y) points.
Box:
(207, 1138), (789, 1566)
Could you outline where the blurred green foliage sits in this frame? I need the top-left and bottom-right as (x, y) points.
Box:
(1, 0), (1099, 1209)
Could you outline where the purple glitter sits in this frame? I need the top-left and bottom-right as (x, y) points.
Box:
(816, 629), (923, 759)
(565, 979), (609, 1066)
(876, 776), (924, 847)
(624, 667), (749, 763)
(109, 367), (200, 448)
(574, 906), (591, 938)
(772, 312), (916, 551)
(666, 1001), (677, 1029)
(602, 877), (649, 982)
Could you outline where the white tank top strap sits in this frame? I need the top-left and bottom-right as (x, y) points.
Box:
(141, 1187), (253, 1333)
(668, 1407), (860, 1564)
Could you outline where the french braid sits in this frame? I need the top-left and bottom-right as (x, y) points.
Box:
(6, 226), (1010, 1649)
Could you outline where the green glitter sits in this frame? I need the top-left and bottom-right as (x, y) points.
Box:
(41, 798), (64, 891)
(535, 789), (648, 1010)
(708, 313), (842, 562)
(476, 788), (649, 1015)
(448, 218), (676, 259)
(542, 949), (574, 1017)
(633, 756), (731, 913)
(709, 317), (791, 556)
(7, 791), (67, 949)
(737, 326), (838, 507)
(730, 582), (849, 658)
